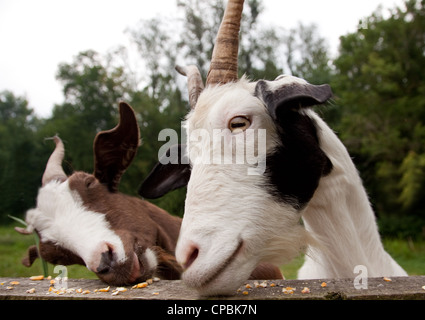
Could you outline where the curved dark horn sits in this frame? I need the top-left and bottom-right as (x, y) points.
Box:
(42, 136), (67, 186)
(176, 65), (204, 109)
(206, 0), (244, 86)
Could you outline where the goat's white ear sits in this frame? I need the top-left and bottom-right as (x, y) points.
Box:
(254, 80), (333, 120)
(93, 102), (140, 192)
(139, 144), (191, 199)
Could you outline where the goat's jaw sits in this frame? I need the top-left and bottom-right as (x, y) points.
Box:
(175, 162), (307, 296)
(177, 234), (258, 296)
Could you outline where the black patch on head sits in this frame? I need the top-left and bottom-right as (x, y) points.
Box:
(264, 111), (332, 209)
(255, 80), (333, 210)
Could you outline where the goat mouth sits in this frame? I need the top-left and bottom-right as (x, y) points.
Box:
(186, 240), (244, 289)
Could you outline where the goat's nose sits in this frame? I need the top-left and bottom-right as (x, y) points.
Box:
(89, 242), (115, 273)
(177, 241), (199, 270)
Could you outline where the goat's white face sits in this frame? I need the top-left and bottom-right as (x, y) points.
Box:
(25, 177), (158, 285)
(26, 180), (126, 269)
(172, 77), (330, 295)
(139, 75), (333, 295)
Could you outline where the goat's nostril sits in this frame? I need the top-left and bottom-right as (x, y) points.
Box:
(94, 242), (115, 274)
(185, 247), (199, 270)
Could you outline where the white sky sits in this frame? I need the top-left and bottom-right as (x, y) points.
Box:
(0, 0), (405, 118)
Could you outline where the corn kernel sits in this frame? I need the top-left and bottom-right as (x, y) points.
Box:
(29, 275), (44, 281)
(301, 287), (310, 294)
(98, 286), (110, 292)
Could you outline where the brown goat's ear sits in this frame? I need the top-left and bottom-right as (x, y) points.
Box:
(255, 79), (333, 120)
(93, 102), (140, 192)
(138, 144), (191, 199)
(22, 245), (39, 267)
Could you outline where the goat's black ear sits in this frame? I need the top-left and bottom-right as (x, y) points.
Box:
(93, 102), (140, 192)
(139, 144), (191, 199)
(255, 78), (333, 120)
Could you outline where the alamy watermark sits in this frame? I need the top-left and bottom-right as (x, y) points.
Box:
(158, 124), (267, 175)
(53, 265), (68, 289)
(353, 265), (368, 289)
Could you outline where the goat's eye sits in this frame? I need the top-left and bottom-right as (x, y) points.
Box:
(229, 116), (251, 133)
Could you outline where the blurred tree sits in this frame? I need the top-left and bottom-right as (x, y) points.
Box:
(0, 91), (42, 222)
(284, 22), (333, 84)
(40, 50), (130, 174)
(333, 0), (425, 221)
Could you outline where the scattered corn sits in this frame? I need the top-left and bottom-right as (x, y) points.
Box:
(245, 284), (252, 289)
(383, 277), (392, 282)
(29, 275), (44, 281)
(282, 287), (295, 294)
(301, 287), (310, 294)
(321, 282), (327, 288)
(270, 283), (276, 287)
(115, 287), (127, 292)
(26, 288), (36, 294)
(76, 288), (83, 293)
(242, 291), (249, 295)
(134, 282), (148, 289)
(6, 286), (13, 290)
(152, 292), (159, 295)
(82, 290), (90, 294)
(98, 286), (110, 292)
(422, 285), (425, 291)
(10, 281), (20, 285)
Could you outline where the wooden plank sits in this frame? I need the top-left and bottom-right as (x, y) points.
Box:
(1, 276), (424, 300)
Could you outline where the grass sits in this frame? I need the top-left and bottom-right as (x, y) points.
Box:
(280, 238), (425, 279)
(0, 223), (423, 280)
(0, 224), (95, 279)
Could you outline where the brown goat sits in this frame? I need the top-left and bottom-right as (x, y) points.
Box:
(18, 102), (282, 286)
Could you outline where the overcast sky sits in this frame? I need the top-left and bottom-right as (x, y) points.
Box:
(0, 0), (405, 118)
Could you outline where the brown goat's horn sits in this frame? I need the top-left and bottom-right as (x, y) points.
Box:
(206, 0), (244, 86)
(176, 65), (204, 109)
(42, 135), (67, 186)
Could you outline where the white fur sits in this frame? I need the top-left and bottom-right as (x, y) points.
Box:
(176, 80), (309, 295)
(298, 110), (407, 278)
(26, 180), (126, 270)
(176, 75), (407, 296)
(144, 248), (158, 271)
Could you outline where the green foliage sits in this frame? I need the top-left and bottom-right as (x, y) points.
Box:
(332, 0), (425, 226)
(0, 0), (424, 238)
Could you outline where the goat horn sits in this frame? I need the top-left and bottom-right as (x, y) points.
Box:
(206, 0), (244, 86)
(42, 135), (67, 186)
(176, 65), (204, 109)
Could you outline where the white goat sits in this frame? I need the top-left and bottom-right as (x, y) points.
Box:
(140, 0), (407, 296)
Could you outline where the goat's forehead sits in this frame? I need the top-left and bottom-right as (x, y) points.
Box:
(187, 82), (263, 128)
